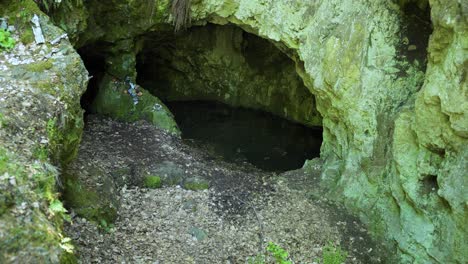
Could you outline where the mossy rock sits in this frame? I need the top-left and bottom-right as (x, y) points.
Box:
(183, 177), (210, 191)
(0, 0), (42, 45)
(24, 60), (54, 72)
(144, 175), (162, 189)
(62, 168), (118, 224)
(91, 74), (181, 136)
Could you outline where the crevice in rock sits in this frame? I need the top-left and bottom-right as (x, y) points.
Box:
(398, 0), (432, 72)
(78, 42), (108, 114)
(419, 174), (439, 195)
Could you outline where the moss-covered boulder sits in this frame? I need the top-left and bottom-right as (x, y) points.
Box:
(63, 165), (118, 224)
(0, 0), (88, 262)
(143, 175), (162, 189)
(90, 74), (180, 136)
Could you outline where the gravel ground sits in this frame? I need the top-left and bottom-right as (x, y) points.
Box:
(64, 116), (386, 263)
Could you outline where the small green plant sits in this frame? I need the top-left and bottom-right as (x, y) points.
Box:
(267, 242), (292, 264)
(144, 175), (162, 188)
(322, 243), (347, 264)
(99, 219), (115, 233)
(33, 146), (49, 161)
(0, 112), (6, 128)
(0, 29), (15, 50)
(49, 199), (71, 222)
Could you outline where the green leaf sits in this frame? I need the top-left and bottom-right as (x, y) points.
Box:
(49, 199), (68, 213)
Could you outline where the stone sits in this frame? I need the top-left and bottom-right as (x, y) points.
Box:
(90, 74), (181, 136)
(30, 14), (45, 44)
(152, 161), (186, 186)
(189, 226), (208, 241)
(183, 177), (210, 191)
(144, 175), (162, 189)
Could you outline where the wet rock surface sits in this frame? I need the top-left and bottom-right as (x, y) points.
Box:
(65, 115), (386, 263)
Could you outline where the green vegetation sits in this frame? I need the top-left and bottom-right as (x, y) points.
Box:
(0, 0), (41, 45)
(183, 180), (209, 191)
(0, 146), (75, 261)
(0, 29), (15, 50)
(266, 242), (292, 264)
(322, 243), (347, 264)
(33, 146), (49, 161)
(63, 174), (117, 223)
(248, 242), (347, 264)
(24, 60), (54, 72)
(144, 175), (162, 188)
(99, 219), (115, 233)
(0, 112), (5, 128)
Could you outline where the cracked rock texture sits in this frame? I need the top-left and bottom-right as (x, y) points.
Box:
(50, 0), (466, 262)
(0, 0), (466, 263)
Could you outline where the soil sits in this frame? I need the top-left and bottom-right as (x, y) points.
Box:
(64, 115), (387, 263)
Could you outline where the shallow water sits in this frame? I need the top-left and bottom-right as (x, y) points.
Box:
(166, 101), (322, 172)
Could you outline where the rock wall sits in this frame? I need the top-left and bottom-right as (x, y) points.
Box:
(59, 0), (465, 262)
(0, 1), (88, 262)
(0, 0), (464, 262)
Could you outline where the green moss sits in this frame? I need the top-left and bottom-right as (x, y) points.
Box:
(0, 112), (5, 128)
(183, 181), (209, 191)
(63, 176), (117, 223)
(91, 74), (180, 136)
(19, 29), (35, 45)
(59, 251), (78, 264)
(144, 175), (162, 188)
(46, 108), (84, 166)
(0, 0), (42, 45)
(25, 60), (54, 72)
(0, 147), (72, 261)
(322, 243), (348, 264)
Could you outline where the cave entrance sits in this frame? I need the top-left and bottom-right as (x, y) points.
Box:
(78, 24), (323, 172)
(135, 24), (323, 172)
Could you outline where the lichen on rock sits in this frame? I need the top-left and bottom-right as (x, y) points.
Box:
(0, 0), (88, 262)
(90, 73), (181, 136)
(0, 0), (466, 262)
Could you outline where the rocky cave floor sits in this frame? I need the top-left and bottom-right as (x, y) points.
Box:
(64, 115), (387, 263)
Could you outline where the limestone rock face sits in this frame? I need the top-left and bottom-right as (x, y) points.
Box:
(57, 0), (465, 262)
(0, 0), (465, 262)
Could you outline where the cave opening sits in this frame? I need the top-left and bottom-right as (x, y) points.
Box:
(79, 24), (323, 172)
(78, 42), (108, 114)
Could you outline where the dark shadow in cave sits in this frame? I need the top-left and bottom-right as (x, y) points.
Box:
(166, 101), (323, 172)
(399, 1), (433, 71)
(76, 24), (323, 172)
(135, 24), (323, 172)
(78, 43), (108, 114)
